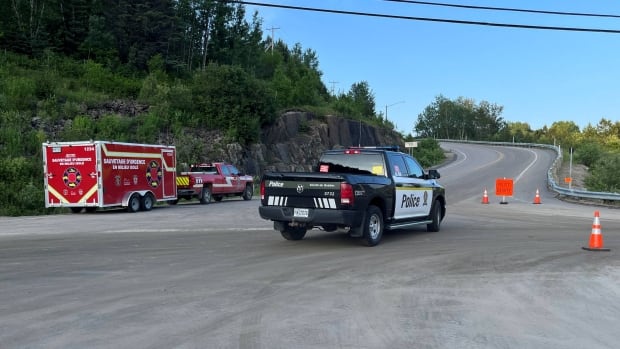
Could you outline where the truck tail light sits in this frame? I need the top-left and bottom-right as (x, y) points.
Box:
(340, 182), (354, 206)
(260, 180), (265, 200)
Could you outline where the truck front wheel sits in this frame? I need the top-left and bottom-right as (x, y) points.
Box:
(199, 187), (212, 204)
(361, 205), (384, 247)
(280, 226), (307, 241)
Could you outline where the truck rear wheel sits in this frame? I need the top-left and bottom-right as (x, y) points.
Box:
(70, 207), (83, 214)
(427, 200), (442, 232)
(280, 226), (307, 241)
(361, 205), (383, 247)
(140, 193), (155, 211)
(199, 187), (212, 204)
(127, 193), (141, 213)
(242, 184), (253, 200)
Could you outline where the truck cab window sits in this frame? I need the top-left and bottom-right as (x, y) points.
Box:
(404, 156), (424, 178)
(388, 154), (408, 177)
(229, 165), (240, 176)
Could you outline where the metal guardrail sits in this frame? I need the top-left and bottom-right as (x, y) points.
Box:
(438, 139), (620, 203)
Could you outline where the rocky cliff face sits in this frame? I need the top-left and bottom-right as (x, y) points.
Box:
(78, 103), (405, 176)
(218, 111), (405, 176)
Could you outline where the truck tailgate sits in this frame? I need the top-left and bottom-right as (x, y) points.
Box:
(262, 173), (345, 209)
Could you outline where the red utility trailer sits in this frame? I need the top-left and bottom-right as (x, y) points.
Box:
(43, 141), (177, 213)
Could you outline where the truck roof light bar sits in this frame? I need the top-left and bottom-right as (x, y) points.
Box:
(347, 146), (400, 152)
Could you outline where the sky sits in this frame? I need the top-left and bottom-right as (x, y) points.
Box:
(245, 0), (620, 135)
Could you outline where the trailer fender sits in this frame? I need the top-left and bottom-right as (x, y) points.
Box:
(121, 190), (151, 207)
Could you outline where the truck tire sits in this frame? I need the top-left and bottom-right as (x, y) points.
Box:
(199, 187), (212, 204)
(127, 193), (141, 213)
(213, 195), (223, 202)
(242, 184), (253, 200)
(280, 226), (307, 241)
(361, 205), (384, 247)
(140, 193), (155, 211)
(70, 207), (83, 214)
(427, 200), (442, 232)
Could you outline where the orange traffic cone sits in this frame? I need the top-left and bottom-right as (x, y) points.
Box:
(533, 188), (542, 204)
(582, 211), (610, 251)
(481, 188), (489, 204)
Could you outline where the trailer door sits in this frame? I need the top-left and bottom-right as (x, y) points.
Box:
(161, 148), (176, 198)
(44, 143), (99, 207)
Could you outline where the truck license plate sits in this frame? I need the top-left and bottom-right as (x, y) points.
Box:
(294, 208), (309, 218)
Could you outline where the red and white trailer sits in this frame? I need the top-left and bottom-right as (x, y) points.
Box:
(43, 141), (177, 213)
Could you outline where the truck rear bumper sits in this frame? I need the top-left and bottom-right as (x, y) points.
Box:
(259, 206), (361, 227)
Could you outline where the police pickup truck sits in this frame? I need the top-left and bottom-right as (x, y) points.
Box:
(258, 146), (446, 246)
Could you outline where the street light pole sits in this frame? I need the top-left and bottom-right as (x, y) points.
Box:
(385, 101), (405, 122)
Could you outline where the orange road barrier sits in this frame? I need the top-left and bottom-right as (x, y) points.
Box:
(481, 188), (490, 204)
(582, 211), (610, 252)
(533, 188), (542, 204)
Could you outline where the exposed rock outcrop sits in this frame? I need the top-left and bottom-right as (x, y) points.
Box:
(213, 111), (405, 175)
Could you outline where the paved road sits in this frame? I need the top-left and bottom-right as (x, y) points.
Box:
(1, 143), (619, 349)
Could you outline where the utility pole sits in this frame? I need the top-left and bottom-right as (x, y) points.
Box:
(329, 81), (339, 95)
(385, 101), (405, 122)
(266, 26), (280, 55)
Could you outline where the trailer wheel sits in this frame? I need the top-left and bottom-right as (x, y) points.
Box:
(213, 195), (223, 202)
(242, 184), (253, 200)
(140, 193), (155, 211)
(280, 226), (307, 241)
(360, 205), (384, 247)
(85, 207), (97, 213)
(199, 187), (212, 204)
(70, 207), (83, 214)
(127, 193), (141, 213)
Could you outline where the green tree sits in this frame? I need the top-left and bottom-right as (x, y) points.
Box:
(348, 81), (375, 118)
(80, 15), (117, 63)
(584, 154), (620, 193)
(575, 141), (604, 168)
(415, 95), (504, 140)
(191, 63), (275, 143)
(548, 121), (580, 150)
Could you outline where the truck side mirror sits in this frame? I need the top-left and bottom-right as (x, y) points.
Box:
(427, 169), (441, 179)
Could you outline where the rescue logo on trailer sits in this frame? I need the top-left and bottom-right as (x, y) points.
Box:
(63, 167), (81, 188)
(146, 160), (162, 188)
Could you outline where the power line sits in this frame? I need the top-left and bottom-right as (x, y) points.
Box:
(223, 1), (620, 34)
(385, 0), (620, 19)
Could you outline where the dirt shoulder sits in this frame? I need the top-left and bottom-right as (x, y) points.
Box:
(556, 161), (588, 190)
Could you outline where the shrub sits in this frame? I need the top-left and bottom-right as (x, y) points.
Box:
(411, 138), (446, 168)
(584, 153), (620, 193)
(575, 141), (603, 168)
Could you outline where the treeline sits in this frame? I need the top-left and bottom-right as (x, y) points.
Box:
(0, 1), (393, 216)
(415, 95), (620, 193)
(0, 0), (389, 144)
